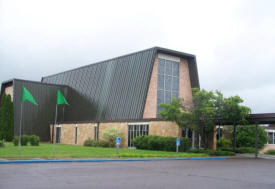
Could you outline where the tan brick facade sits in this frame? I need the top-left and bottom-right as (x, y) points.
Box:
(149, 121), (181, 138)
(260, 144), (275, 153)
(50, 120), (181, 147)
(76, 123), (95, 145)
(143, 56), (158, 118)
(142, 54), (193, 119)
(179, 58), (193, 108)
(98, 122), (128, 147)
(60, 124), (75, 145)
(4, 85), (13, 101)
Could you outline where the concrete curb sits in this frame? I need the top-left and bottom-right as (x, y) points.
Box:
(0, 157), (227, 164)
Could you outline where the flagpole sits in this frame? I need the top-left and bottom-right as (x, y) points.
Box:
(53, 104), (58, 156)
(18, 102), (23, 155)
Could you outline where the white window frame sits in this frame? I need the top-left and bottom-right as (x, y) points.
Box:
(266, 129), (275, 145)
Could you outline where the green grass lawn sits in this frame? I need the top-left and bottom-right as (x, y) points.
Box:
(0, 142), (208, 159)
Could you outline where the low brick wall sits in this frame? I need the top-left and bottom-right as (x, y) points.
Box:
(98, 122), (128, 148)
(149, 121), (180, 138)
(260, 144), (275, 153)
(50, 120), (215, 149)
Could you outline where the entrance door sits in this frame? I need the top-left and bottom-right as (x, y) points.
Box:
(56, 127), (61, 143)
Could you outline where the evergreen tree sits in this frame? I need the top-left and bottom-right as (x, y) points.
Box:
(0, 93), (14, 141)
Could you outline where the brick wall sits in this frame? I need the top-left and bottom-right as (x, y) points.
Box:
(149, 121), (181, 138)
(143, 56), (158, 118)
(98, 122), (128, 148)
(4, 85), (13, 101)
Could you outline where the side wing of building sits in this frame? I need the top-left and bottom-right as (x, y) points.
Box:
(12, 79), (69, 141)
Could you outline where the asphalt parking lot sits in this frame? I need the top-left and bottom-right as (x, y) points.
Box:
(1, 158), (275, 189)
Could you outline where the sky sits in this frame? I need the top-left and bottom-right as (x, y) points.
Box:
(0, 0), (274, 113)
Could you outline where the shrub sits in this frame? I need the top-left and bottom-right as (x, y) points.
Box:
(236, 147), (255, 154)
(0, 140), (4, 147)
(207, 150), (235, 156)
(84, 139), (110, 147)
(21, 135), (29, 146)
(132, 135), (191, 152)
(13, 137), (19, 146)
(29, 135), (40, 146)
(265, 150), (275, 155)
(220, 147), (233, 152)
(13, 135), (33, 146)
(188, 148), (235, 156)
(102, 128), (124, 147)
(217, 138), (231, 149)
(0, 94), (14, 141)
(235, 125), (268, 149)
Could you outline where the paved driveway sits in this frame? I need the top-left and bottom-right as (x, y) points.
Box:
(1, 158), (275, 189)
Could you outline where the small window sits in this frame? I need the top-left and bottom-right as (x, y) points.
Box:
(75, 124), (78, 145)
(172, 61), (179, 76)
(157, 75), (165, 90)
(172, 78), (179, 91)
(165, 91), (171, 104)
(165, 60), (172, 75)
(158, 59), (165, 74)
(56, 125), (61, 144)
(94, 124), (98, 141)
(172, 91), (179, 99)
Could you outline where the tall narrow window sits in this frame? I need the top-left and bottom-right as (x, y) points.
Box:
(157, 57), (180, 117)
(75, 124), (78, 145)
(94, 124), (98, 141)
(56, 125), (61, 144)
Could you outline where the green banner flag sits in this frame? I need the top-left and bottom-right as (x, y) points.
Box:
(22, 86), (38, 105)
(57, 90), (69, 105)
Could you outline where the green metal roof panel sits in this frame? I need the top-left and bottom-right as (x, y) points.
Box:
(42, 48), (157, 121)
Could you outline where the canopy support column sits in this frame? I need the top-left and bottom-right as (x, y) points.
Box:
(233, 125), (237, 152)
(255, 121), (259, 158)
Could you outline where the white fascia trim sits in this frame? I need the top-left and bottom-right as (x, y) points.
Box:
(158, 53), (180, 62)
(266, 129), (275, 133)
(128, 122), (149, 125)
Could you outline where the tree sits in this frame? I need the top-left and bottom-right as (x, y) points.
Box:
(191, 88), (217, 148)
(159, 89), (251, 150)
(223, 96), (251, 152)
(160, 89), (218, 148)
(236, 125), (267, 149)
(0, 93), (14, 141)
(159, 98), (194, 130)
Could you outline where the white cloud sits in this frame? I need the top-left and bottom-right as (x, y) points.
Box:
(0, 0), (274, 113)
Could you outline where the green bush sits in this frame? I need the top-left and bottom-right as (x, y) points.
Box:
(188, 148), (208, 153)
(13, 135), (40, 146)
(236, 125), (268, 149)
(29, 135), (40, 146)
(0, 140), (4, 147)
(84, 139), (110, 147)
(0, 94), (14, 141)
(20, 135), (29, 146)
(265, 150), (275, 155)
(220, 147), (233, 152)
(102, 128), (124, 147)
(236, 147), (255, 154)
(217, 138), (231, 149)
(188, 148), (235, 156)
(132, 135), (191, 152)
(13, 137), (19, 146)
(207, 150), (235, 156)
